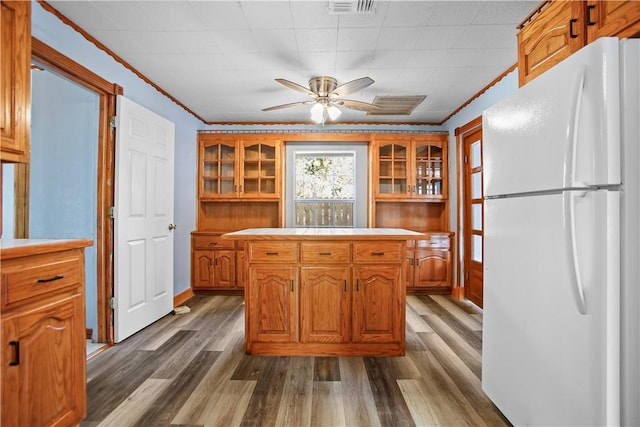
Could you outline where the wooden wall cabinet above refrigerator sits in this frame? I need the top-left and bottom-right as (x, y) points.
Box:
(518, 0), (640, 86)
(1, 0), (31, 163)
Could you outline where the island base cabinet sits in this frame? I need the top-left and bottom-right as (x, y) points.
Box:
(300, 267), (350, 344)
(247, 266), (297, 343)
(352, 266), (404, 344)
(2, 294), (86, 427)
(239, 235), (411, 356)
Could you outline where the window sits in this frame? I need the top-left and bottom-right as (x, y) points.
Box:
(294, 152), (355, 227)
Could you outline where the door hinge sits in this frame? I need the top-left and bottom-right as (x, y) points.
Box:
(464, 155), (468, 164)
(109, 115), (118, 128)
(465, 271), (470, 281)
(107, 206), (115, 219)
(109, 297), (116, 309)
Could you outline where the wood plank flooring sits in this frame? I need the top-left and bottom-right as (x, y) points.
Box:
(82, 295), (510, 427)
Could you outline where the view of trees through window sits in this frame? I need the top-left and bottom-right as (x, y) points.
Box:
(295, 152), (355, 227)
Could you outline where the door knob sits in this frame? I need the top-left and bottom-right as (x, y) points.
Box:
(168, 224), (177, 230)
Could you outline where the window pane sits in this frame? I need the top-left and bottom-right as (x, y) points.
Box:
(472, 235), (483, 262)
(294, 152), (355, 227)
(472, 203), (482, 231)
(471, 140), (481, 168)
(472, 172), (482, 199)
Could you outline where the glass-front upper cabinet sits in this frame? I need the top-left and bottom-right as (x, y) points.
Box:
(374, 135), (447, 200)
(414, 140), (446, 199)
(200, 139), (237, 198)
(199, 136), (281, 199)
(240, 139), (280, 198)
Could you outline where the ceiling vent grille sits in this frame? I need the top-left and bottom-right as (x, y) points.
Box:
(328, 0), (375, 15)
(367, 95), (427, 115)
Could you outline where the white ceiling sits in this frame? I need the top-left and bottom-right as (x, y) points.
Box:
(46, 0), (538, 125)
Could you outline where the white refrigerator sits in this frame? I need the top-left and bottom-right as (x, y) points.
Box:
(482, 37), (639, 426)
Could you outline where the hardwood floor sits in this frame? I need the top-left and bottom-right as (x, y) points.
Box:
(82, 295), (510, 427)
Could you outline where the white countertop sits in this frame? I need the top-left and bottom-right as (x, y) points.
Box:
(223, 227), (425, 240)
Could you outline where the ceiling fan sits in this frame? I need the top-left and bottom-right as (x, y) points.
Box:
(262, 76), (381, 123)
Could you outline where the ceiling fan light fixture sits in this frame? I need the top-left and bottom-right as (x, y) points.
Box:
(327, 105), (341, 120)
(310, 102), (325, 123)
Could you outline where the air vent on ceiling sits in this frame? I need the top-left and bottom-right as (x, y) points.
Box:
(367, 95), (427, 115)
(328, 0), (375, 15)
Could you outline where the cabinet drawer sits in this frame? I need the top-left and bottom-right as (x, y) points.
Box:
(416, 235), (450, 249)
(193, 234), (233, 250)
(248, 242), (298, 263)
(300, 242), (350, 264)
(2, 253), (81, 308)
(354, 242), (403, 263)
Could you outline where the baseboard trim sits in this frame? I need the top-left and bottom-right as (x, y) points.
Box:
(451, 286), (465, 301)
(174, 288), (195, 307)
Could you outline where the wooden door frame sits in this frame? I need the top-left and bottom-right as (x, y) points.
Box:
(454, 116), (482, 301)
(16, 37), (123, 344)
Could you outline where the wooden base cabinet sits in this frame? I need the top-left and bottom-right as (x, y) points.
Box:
(1, 239), (92, 427)
(191, 232), (239, 292)
(406, 233), (453, 294)
(227, 228), (420, 357)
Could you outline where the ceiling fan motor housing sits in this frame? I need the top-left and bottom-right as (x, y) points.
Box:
(309, 76), (338, 98)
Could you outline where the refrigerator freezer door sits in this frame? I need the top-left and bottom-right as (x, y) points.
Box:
(483, 37), (621, 198)
(482, 189), (619, 426)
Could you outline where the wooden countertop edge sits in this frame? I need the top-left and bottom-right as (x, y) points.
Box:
(1, 239), (94, 259)
(222, 229), (429, 241)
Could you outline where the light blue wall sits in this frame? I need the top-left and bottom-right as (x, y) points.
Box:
(31, 0), (519, 296)
(32, 0), (202, 297)
(30, 69), (99, 338)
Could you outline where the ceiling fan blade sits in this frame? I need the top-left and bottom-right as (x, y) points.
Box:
(331, 77), (374, 97)
(335, 99), (381, 112)
(262, 101), (313, 112)
(275, 78), (316, 97)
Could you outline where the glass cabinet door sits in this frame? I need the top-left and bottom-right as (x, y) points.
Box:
(241, 141), (279, 197)
(377, 142), (409, 197)
(201, 141), (237, 197)
(413, 141), (445, 198)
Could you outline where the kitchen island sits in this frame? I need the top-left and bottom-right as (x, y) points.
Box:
(223, 228), (423, 356)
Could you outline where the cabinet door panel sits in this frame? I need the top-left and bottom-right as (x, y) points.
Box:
(2, 295), (85, 427)
(248, 266), (297, 343)
(518, 1), (585, 86)
(352, 266), (403, 343)
(414, 249), (451, 287)
(587, 1), (640, 40)
(0, 0), (30, 163)
(214, 250), (236, 288)
(300, 267), (350, 343)
(193, 251), (214, 289)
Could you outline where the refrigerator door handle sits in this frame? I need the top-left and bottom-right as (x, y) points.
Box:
(564, 67), (586, 189)
(563, 190), (588, 314)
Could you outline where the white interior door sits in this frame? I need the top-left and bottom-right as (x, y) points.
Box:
(114, 95), (175, 342)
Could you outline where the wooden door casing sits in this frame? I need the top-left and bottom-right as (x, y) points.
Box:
(300, 267), (350, 343)
(462, 124), (484, 308)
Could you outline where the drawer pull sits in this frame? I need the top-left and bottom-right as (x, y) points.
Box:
(586, 4), (596, 26)
(319, 252), (332, 256)
(569, 18), (579, 39)
(36, 275), (64, 283)
(9, 341), (19, 366)
(208, 242), (218, 246)
(371, 252), (385, 256)
(266, 252), (279, 255)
